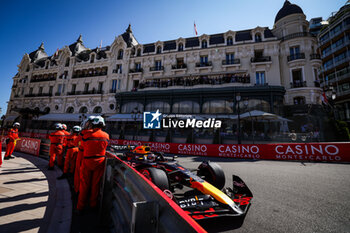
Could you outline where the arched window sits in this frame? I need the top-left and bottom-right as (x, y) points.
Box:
(156, 46), (162, 54)
(243, 99), (270, 112)
(66, 106), (74, 113)
(178, 43), (184, 51)
(294, 96), (306, 105)
(202, 100), (234, 113)
(137, 48), (141, 57)
(90, 54), (95, 63)
(65, 58), (70, 67)
(201, 40), (208, 48)
(93, 106), (102, 113)
(44, 107), (50, 114)
(145, 101), (170, 113)
(121, 102), (144, 113)
(227, 36), (233, 45)
(255, 33), (262, 42)
(118, 49), (123, 59)
(79, 106), (88, 113)
(172, 101), (200, 114)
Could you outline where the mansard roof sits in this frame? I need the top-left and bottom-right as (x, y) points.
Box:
(28, 42), (48, 62)
(68, 35), (89, 56)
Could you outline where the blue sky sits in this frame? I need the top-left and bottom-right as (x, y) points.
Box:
(0, 0), (345, 115)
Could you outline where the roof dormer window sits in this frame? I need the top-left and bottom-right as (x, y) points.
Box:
(137, 48), (141, 57)
(118, 49), (124, 59)
(255, 33), (262, 42)
(227, 37), (233, 46)
(178, 43), (184, 51)
(201, 40), (208, 48)
(157, 46), (162, 54)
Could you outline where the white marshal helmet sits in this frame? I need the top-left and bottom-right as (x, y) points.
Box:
(62, 124), (67, 130)
(88, 115), (105, 127)
(73, 125), (81, 132)
(54, 123), (62, 130)
(13, 122), (20, 127)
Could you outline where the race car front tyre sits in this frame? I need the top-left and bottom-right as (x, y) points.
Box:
(141, 167), (170, 191)
(197, 161), (226, 190)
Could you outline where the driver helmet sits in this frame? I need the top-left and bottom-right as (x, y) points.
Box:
(13, 122), (20, 127)
(72, 125), (81, 133)
(62, 124), (67, 130)
(54, 123), (62, 130)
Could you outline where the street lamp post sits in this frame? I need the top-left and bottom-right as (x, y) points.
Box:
(325, 86), (337, 119)
(132, 108), (140, 141)
(236, 93), (241, 144)
(243, 99), (254, 144)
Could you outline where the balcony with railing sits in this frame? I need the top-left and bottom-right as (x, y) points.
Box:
(280, 32), (314, 41)
(250, 56), (271, 63)
(222, 59), (240, 65)
(310, 54), (321, 60)
(67, 90), (104, 96)
(129, 68), (143, 73)
(171, 64), (187, 70)
(72, 71), (107, 79)
(287, 53), (305, 62)
(195, 61), (212, 67)
(30, 76), (56, 83)
(149, 66), (164, 72)
(290, 81), (307, 88)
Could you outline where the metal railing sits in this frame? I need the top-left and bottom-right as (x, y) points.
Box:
(222, 59), (240, 65)
(195, 61), (212, 67)
(290, 81), (307, 88)
(129, 68), (143, 73)
(171, 64), (187, 69)
(150, 66), (164, 71)
(280, 32), (313, 41)
(250, 56), (271, 63)
(287, 53), (305, 62)
(310, 54), (321, 60)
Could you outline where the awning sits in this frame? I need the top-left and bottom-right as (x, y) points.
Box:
(4, 115), (19, 122)
(107, 114), (143, 122)
(37, 113), (102, 122)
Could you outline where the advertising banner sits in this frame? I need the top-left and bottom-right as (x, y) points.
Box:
(14, 137), (41, 156)
(110, 140), (350, 163)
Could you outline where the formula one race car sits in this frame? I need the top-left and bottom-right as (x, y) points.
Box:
(110, 145), (253, 221)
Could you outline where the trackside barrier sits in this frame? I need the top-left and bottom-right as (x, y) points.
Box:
(99, 157), (206, 233)
(0, 136), (41, 156)
(109, 139), (350, 163)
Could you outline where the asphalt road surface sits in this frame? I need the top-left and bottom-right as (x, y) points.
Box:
(174, 156), (350, 233)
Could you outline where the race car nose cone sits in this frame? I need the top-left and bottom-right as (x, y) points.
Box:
(228, 202), (244, 215)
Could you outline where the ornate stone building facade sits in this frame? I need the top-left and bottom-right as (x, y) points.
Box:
(6, 1), (323, 136)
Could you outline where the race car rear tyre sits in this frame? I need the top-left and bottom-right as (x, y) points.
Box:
(141, 167), (170, 191)
(197, 161), (225, 190)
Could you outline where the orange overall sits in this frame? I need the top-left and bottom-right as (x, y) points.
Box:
(74, 129), (91, 193)
(49, 130), (65, 168)
(5, 128), (19, 158)
(77, 128), (109, 210)
(63, 133), (79, 174)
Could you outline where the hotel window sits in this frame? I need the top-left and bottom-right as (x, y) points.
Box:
(90, 54), (95, 63)
(255, 33), (262, 42)
(26, 65), (30, 72)
(201, 40), (208, 48)
(256, 71), (266, 85)
(137, 48), (141, 56)
(111, 80), (118, 93)
(156, 46), (162, 54)
(39, 87), (43, 95)
(98, 82), (103, 92)
(49, 86), (53, 95)
(292, 69), (303, 87)
(66, 107), (74, 113)
(254, 50), (263, 58)
(29, 87), (33, 95)
(294, 96), (305, 105)
(200, 56), (208, 65)
(177, 58), (184, 68)
(116, 64), (122, 74)
(226, 53), (235, 63)
(290, 46), (300, 56)
(71, 84), (76, 93)
(65, 58), (70, 67)
(79, 106), (88, 113)
(133, 80), (139, 89)
(155, 60), (162, 70)
(227, 36), (233, 45)
(178, 43), (184, 51)
(84, 83), (89, 92)
(118, 49), (124, 59)
(135, 63), (141, 71)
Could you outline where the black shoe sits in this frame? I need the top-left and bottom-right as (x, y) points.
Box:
(48, 166), (54, 170)
(4, 157), (10, 160)
(57, 174), (67, 180)
(9, 155), (15, 159)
